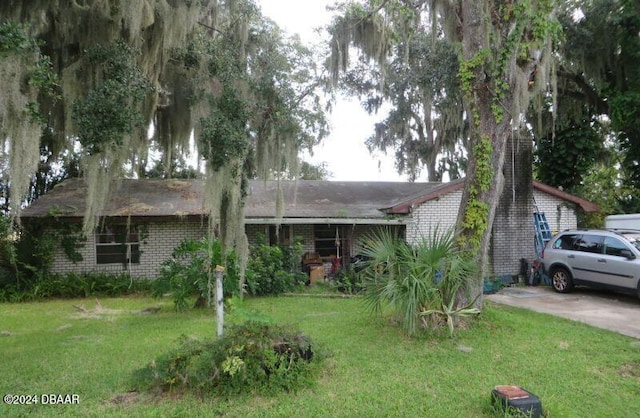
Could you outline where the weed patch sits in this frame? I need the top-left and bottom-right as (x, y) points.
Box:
(133, 321), (319, 397)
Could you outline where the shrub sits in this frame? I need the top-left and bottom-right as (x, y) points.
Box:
(333, 264), (364, 295)
(133, 321), (318, 396)
(0, 271), (151, 302)
(245, 241), (306, 296)
(152, 238), (240, 310)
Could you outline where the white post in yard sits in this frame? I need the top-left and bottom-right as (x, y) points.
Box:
(214, 265), (226, 337)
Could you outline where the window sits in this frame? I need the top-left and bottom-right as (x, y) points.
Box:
(621, 233), (640, 251)
(553, 234), (577, 250)
(95, 225), (140, 264)
(574, 234), (603, 254)
(603, 237), (629, 257)
(314, 225), (347, 258)
(268, 225), (290, 246)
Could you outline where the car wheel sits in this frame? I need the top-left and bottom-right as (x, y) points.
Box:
(551, 267), (573, 293)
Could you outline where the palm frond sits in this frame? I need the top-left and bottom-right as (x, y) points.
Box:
(360, 226), (478, 336)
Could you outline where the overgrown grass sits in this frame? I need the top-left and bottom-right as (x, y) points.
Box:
(1, 295), (639, 417)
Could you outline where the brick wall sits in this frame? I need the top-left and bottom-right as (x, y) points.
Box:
(293, 224), (315, 254)
(48, 221), (357, 278)
(491, 135), (534, 276)
(49, 220), (206, 278)
(406, 190), (462, 244)
(533, 189), (577, 234)
(407, 188), (579, 277)
(47, 187), (580, 279)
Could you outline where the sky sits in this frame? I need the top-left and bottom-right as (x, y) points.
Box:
(258, 0), (407, 182)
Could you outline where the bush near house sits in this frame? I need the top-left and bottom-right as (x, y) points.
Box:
(245, 240), (307, 296)
(359, 227), (479, 337)
(153, 237), (307, 310)
(0, 272), (152, 302)
(152, 238), (241, 310)
(332, 260), (366, 294)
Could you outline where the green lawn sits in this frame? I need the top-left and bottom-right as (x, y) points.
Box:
(1, 295), (639, 417)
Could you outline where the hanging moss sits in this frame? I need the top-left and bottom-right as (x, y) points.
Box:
(73, 41), (152, 155)
(328, 2), (469, 181)
(0, 1), (217, 224)
(0, 21), (55, 219)
(328, 3), (391, 83)
(70, 40), (154, 234)
(2, 1), (326, 299)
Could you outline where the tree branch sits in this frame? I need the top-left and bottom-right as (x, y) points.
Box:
(197, 21), (225, 35)
(557, 66), (609, 114)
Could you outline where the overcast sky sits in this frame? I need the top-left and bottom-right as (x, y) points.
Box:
(258, 0), (407, 182)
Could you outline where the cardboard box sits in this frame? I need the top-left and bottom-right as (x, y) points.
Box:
(309, 265), (324, 284)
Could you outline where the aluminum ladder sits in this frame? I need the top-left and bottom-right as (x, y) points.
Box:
(533, 211), (552, 259)
(532, 210), (552, 285)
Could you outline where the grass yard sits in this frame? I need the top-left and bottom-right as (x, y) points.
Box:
(1, 294), (639, 417)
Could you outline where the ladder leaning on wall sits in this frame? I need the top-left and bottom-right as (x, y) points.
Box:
(532, 206), (552, 285)
(534, 210), (552, 259)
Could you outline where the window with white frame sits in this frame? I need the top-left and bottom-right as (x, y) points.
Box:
(95, 225), (140, 264)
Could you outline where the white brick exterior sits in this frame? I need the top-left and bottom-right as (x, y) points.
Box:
(406, 190), (462, 244)
(49, 220), (404, 278)
(407, 188), (580, 276)
(46, 187), (581, 278)
(49, 220), (206, 278)
(533, 189), (577, 234)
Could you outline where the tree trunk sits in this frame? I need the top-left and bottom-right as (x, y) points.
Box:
(454, 1), (515, 306)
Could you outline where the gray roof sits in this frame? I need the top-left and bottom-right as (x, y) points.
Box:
(20, 177), (598, 223)
(20, 178), (445, 222)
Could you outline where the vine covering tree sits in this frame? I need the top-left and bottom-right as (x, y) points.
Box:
(329, 0), (560, 307)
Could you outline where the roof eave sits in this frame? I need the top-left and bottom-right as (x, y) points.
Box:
(385, 179), (466, 214)
(532, 181), (600, 212)
(21, 214), (410, 225)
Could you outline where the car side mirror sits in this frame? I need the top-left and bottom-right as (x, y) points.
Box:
(620, 249), (636, 260)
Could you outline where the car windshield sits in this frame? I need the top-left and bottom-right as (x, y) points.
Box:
(621, 233), (640, 251)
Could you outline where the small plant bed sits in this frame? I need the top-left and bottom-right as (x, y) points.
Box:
(0, 272), (152, 302)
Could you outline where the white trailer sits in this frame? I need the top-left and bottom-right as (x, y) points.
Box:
(605, 213), (640, 230)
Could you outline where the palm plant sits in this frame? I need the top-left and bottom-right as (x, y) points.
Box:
(360, 226), (478, 336)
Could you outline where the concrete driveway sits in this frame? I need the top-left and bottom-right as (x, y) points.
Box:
(485, 286), (640, 339)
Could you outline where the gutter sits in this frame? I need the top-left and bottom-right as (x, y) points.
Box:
(244, 217), (409, 225)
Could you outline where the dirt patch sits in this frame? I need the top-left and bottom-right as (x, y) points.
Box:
(108, 390), (140, 405)
(71, 300), (161, 319)
(620, 361), (640, 378)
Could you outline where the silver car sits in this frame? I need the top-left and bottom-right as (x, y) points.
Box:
(541, 229), (640, 298)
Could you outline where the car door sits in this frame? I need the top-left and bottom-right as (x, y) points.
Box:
(547, 233), (578, 269)
(568, 234), (604, 284)
(599, 236), (639, 291)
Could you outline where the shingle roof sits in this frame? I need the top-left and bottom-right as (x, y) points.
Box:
(20, 178), (441, 221)
(20, 177), (599, 222)
(245, 180), (441, 219)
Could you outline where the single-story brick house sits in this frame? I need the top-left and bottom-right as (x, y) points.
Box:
(20, 177), (597, 279)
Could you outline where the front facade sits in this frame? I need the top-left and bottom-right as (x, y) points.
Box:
(21, 178), (597, 279)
